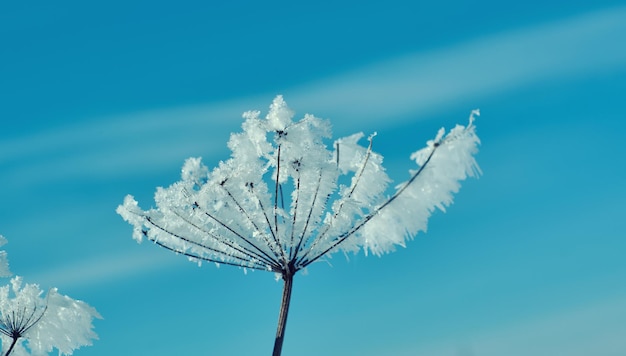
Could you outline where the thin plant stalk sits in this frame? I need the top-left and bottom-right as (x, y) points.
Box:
(272, 270), (294, 356)
(5, 336), (18, 356)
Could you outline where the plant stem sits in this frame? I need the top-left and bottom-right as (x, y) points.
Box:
(5, 336), (18, 356)
(272, 272), (294, 356)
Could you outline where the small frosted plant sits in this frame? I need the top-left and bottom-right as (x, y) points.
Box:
(117, 96), (480, 355)
(0, 236), (100, 356)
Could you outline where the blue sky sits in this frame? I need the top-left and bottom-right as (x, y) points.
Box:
(1, 1), (625, 355)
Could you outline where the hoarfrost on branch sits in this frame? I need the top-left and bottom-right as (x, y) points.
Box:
(0, 236), (100, 356)
(117, 95), (481, 274)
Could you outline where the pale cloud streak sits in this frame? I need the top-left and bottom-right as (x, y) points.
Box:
(3, 6), (625, 190)
(26, 249), (181, 291)
(288, 6), (626, 125)
(399, 295), (626, 356)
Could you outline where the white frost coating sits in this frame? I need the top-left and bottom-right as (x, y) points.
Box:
(0, 276), (101, 356)
(181, 157), (209, 188)
(358, 110), (481, 256)
(266, 95), (294, 131)
(117, 96), (480, 273)
(116, 195), (149, 243)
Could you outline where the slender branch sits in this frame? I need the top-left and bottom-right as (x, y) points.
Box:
(301, 143), (439, 268)
(169, 209), (277, 267)
(273, 144), (284, 261)
(220, 185), (285, 261)
(288, 167), (301, 261)
(279, 184), (286, 213)
(152, 239), (274, 271)
(296, 136), (374, 267)
(21, 304), (48, 335)
(147, 214), (250, 263)
(346, 135), (375, 199)
(292, 172), (323, 266)
(249, 186), (286, 262)
(145, 216), (280, 271)
(127, 205), (277, 268)
(195, 204), (286, 268)
(0, 327), (10, 337)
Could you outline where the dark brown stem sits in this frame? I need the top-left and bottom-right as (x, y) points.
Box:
(272, 271), (294, 356)
(5, 336), (19, 356)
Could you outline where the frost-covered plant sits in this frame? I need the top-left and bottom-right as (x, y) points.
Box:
(117, 96), (480, 356)
(0, 236), (100, 356)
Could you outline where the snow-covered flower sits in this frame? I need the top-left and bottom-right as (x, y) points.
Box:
(118, 96), (480, 272)
(117, 95), (480, 355)
(1, 235), (101, 355)
(0, 276), (100, 356)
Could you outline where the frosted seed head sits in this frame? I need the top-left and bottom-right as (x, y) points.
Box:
(181, 157), (209, 188)
(266, 95), (294, 131)
(116, 96), (479, 274)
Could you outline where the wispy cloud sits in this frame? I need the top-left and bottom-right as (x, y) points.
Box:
(2, 6), (624, 191)
(401, 295), (626, 356)
(0, 100), (252, 186)
(287, 6), (626, 125)
(25, 249), (182, 291)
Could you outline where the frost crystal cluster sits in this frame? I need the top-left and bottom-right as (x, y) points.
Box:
(0, 236), (100, 356)
(118, 96), (480, 273)
(117, 95), (480, 356)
